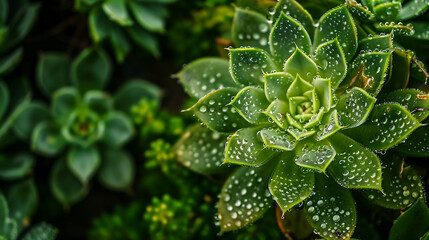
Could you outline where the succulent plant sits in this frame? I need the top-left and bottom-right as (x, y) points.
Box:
(175, 0), (428, 239)
(75, 0), (175, 62)
(11, 47), (161, 206)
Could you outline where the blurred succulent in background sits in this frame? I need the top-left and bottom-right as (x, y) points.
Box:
(11, 47), (161, 206)
(74, 0), (175, 62)
(175, 0), (428, 239)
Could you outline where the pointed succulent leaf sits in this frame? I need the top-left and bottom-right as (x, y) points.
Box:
(114, 80), (161, 113)
(312, 78), (332, 111)
(393, 124), (429, 157)
(314, 39), (347, 88)
(358, 33), (393, 53)
(270, 12), (311, 66)
(173, 124), (229, 174)
(13, 102), (50, 140)
(287, 74), (313, 98)
(83, 91), (112, 116)
(0, 153), (34, 180)
(304, 175), (357, 240)
(67, 146), (100, 183)
(314, 5), (357, 61)
(37, 53), (70, 96)
(346, 0), (375, 22)
(100, 111), (134, 147)
(260, 127), (297, 151)
(102, 0), (133, 26)
(21, 222), (58, 240)
(284, 48), (317, 80)
(389, 199), (429, 240)
(0, 47), (23, 75)
(50, 159), (86, 206)
(269, 152), (314, 213)
(109, 25), (131, 63)
(232, 8), (271, 52)
(89, 7), (110, 43)
(273, 0), (314, 35)
(361, 0), (375, 12)
(375, 22), (414, 35)
(129, 1), (164, 32)
(396, 0), (429, 21)
(373, 2), (401, 21)
(7, 180), (38, 231)
(186, 88), (251, 133)
(343, 103), (420, 150)
(98, 148), (134, 190)
(177, 58), (239, 99)
(264, 72), (293, 102)
(377, 89), (429, 122)
(0, 193), (8, 236)
(0, 81), (9, 121)
(287, 126), (316, 140)
(295, 139), (336, 173)
(381, 49), (412, 93)
(218, 164), (275, 232)
(230, 87), (270, 124)
(347, 52), (391, 95)
(31, 122), (66, 156)
(127, 25), (159, 57)
(71, 47), (111, 93)
(337, 87), (376, 128)
(328, 133), (382, 190)
(52, 87), (80, 124)
(408, 22), (429, 41)
(264, 99), (289, 129)
(230, 48), (277, 86)
(224, 127), (277, 166)
(315, 110), (343, 141)
(361, 154), (423, 209)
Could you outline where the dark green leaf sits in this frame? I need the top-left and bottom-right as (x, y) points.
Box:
(408, 22), (429, 41)
(315, 110), (343, 141)
(346, 0), (375, 22)
(294, 139), (336, 173)
(126, 26), (159, 57)
(314, 5), (357, 61)
(314, 39), (347, 88)
(264, 72), (293, 102)
(375, 22), (414, 35)
(229, 48), (277, 86)
(396, 0), (429, 21)
(382, 49), (413, 93)
(185, 88), (250, 133)
(52, 87), (80, 124)
(218, 164), (274, 232)
(273, 0), (314, 35)
(114, 79), (161, 114)
(374, 2), (401, 21)
(89, 7), (110, 43)
(260, 127), (296, 151)
(102, 0), (133, 26)
(389, 199), (429, 240)
(264, 99), (289, 129)
(100, 111), (134, 147)
(304, 174), (357, 240)
(7, 180), (38, 231)
(50, 159), (86, 206)
(109, 25), (131, 63)
(0, 152), (34, 180)
(177, 58), (239, 99)
(13, 102), (50, 140)
(0, 193), (8, 236)
(0, 81), (9, 121)
(269, 152), (314, 213)
(343, 103), (421, 150)
(224, 126), (277, 166)
(328, 132), (382, 190)
(36, 53), (70, 96)
(173, 124), (229, 174)
(71, 47), (111, 93)
(67, 145), (100, 183)
(21, 222), (58, 240)
(284, 47), (317, 80)
(270, 11), (311, 66)
(129, 1), (164, 32)
(0, 47), (23, 75)
(0, 0), (7, 25)
(98, 148), (134, 190)
(31, 122), (65, 156)
(230, 86), (270, 124)
(337, 87), (376, 128)
(394, 124), (429, 157)
(232, 8), (271, 52)
(358, 33), (393, 53)
(83, 90), (112, 116)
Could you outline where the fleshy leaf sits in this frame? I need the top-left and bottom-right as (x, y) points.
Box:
(37, 53), (70, 97)
(260, 127), (297, 151)
(0, 47), (23, 75)
(312, 77), (332, 111)
(314, 39), (347, 88)
(346, 0), (376, 22)
(269, 152), (314, 213)
(361, 154), (423, 209)
(273, 0), (314, 35)
(396, 0), (429, 21)
(129, 1), (164, 32)
(102, 0), (133, 26)
(224, 127), (276, 166)
(382, 49), (413, 93)
(276, 207), (313, 240)
(315, 110), (343, 141)
(31, 122), (65, 156)
(230, 87), (270, 124)
(294, 139), (336, 173)
(264, 99), (289, 129)
(50, 159), (86, 206)
(373, 2), (401, 21)
(284, 48), (317, 80)
(337, 87), (376, 128)
(21, 222), (58, 240)
(67, 146), (100, 183)
(173, 124), (229, 174)
(314, 5), (357, 61)
(83, 90), (112, 116)
(358, 33), (393, 53)
(218, 164), (274, 232)
(286, 74), (313, 98)
(98, 148), (134, 190)
(388, 199), (429, 240)
(232, 8), (271, 52)
(375, 22), (414, 35)
(100, 111), (134, 147)
(177, 58), (239, 99)
(89, 7), (110, 43)
(13, 102), (50, 141)
(0, 193), (8, 237)
(393, 124), (429, 157)
(0, 152), (34, 180)
(264, 72), (293, 102)
(52, 87), (80, 124)
(287, 127), (316, 140)
(304, 174), (357, 240)
(270, 11), (311, 66)
(186, 88), (250, 133)
(0, 81), (9, 121)
(114, 80), (161, 114)
(328, 133), (382, 190)
(7, 180), (38, 231)
(343, 103), (420, 150)
(229, 48), (276, 86)
(109, 25), (131, 63)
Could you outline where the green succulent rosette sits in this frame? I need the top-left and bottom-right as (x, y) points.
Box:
(175, 0), (428, 239)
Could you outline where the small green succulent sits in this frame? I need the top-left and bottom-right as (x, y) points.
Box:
(12, 47), (161, 206)
(175, 0), (428, 239)
(75, 0), (175, 62)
